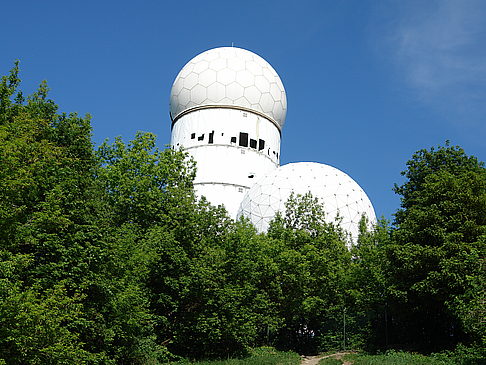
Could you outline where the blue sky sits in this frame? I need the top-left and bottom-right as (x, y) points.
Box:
(2, 0), (485, 221)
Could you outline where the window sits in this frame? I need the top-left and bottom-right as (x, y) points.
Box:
(239, 132), (248, 147)
(230, 136), (237, 144)
(198, 134), (204, 141)
(248, 173), (255, 178)
(208, 130), (214, 144)
(250, 139), (257, 149)
(238, 187), (243, 192)
(258, 139), (265, 151)
(191, 133), (195, 139)
(242, 112), (247, 117)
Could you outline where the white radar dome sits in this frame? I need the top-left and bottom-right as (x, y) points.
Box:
(237, 162), (376, 243)
(170, 47), (287, 129)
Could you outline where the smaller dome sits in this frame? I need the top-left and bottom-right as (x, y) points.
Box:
(237, 162), (376, 243)
(170, 47), (287, 129)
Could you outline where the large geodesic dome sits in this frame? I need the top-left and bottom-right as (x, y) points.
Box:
(237, 162), (376, 242)
(170, 47), (287, 129)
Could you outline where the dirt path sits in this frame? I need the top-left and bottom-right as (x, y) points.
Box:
(300, 351), (355, 365)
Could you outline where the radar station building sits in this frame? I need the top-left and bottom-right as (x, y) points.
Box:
(169, 47), (376, 243)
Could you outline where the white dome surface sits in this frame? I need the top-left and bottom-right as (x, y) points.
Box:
(170, 47), (287, 129)
(237, 162), (376, 243)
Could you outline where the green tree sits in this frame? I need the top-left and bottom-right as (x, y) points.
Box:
(267, 193), (351, 354)
(387, 143), (486, 351)
(348, 217), (392, 351)
(142, 202), (271, 359)
(96, 133), (258, 359)
(95, 132), (196, 229)
(0, 283), (96, 364)
(0, 63), (109, 363)
(93, 132), (203, 362)
(0, 64), (177, 363)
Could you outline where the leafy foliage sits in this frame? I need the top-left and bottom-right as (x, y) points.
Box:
(344, 347), (485, 365)
(1, 64), (483, 363)
(268, 193), (351, 353)
(174, 347), (300, 364)
(387, 143), (486, 350)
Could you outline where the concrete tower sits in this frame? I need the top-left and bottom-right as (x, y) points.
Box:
(169, 47), (287, 217)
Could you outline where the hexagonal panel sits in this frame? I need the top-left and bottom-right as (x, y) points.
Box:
(177, 88), (191, 108)
(199, 69), (217, 87)
(228, 56), (245, 71)
(262, 66), (276, 82)
(246, 60), (263, 76)
(234, 96), (251, 108)
(255, 75), (270, 93)
(178, 63), (194, 79)
(219, 97), (234, 105)
(236, 69), (255, 88)
(183, 73), (199, 90)
(217, 68), (236, 85)
(244, 85), (261, 104)
(260, 93), (275, 113)
(193, 60), (209, 73)
(191, 84), (207, 104)
(269, 82), (282, 102)
(207, 82), (226, 103)
(169, 95), (179, 113)
(272, 102), (284, 122)
(210, 57), (227, 71)
(171, 79), (183, 97)
(226, 82), (244, 100)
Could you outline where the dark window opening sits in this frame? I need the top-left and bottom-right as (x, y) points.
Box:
(250, 139), (257, 149)
(208, 130), (214, 144)
(191, 133), (195, 139)
(276, 152), (279, 159)
(231, 136), (237, 143)
(221, 133), (224, 136)
(248, 174), (254, 178)
(258, 139), (265, 151)
(268, 148), (270, 155)
(273, 151), (275, 155)
(198, 134), (204, 141)
(239, 132), (248, 147)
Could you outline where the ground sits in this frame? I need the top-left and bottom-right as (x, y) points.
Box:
(300, 351), (355, 365)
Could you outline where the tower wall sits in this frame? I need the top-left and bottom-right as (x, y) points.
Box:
(171, 107), (280, 218)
